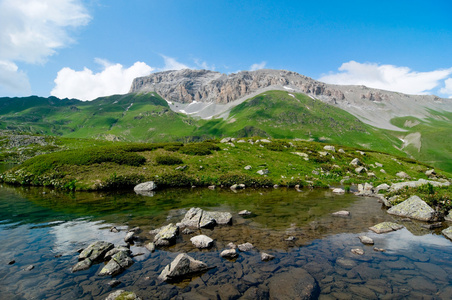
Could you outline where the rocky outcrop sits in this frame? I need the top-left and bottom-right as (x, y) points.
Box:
(387, 195), (439, 221)
(158, 253), (209, 282)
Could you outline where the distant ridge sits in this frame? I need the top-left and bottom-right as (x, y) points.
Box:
(130, 69), (452, 130)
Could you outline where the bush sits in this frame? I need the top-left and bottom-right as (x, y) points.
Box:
(265, 141), (290, 152)
(155, 155), (183, 165)
(101, 173), (145, 189)
(155, 173), (195, 187)
(179, 142), (220, 156)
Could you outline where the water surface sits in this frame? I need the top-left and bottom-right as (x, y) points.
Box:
(0, 184), (451, 299)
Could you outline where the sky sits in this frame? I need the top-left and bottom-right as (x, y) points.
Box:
(1, 0), (452, 100)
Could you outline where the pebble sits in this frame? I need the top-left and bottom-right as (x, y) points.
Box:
(351, 248), (364, 255)
(24, 265), (34, 271)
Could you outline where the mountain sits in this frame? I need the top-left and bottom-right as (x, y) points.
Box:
(130, 69), (452, 131)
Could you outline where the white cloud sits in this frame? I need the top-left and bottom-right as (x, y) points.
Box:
(51, 60), (154, 101)
(193, 58), (215, 70)
(440, 78), (452, 98)
(0, 0), (90, 95)
(0, 60), (31, 95)
(160, 55), (189, 71)
(250, 61), (267, 71)
(319, 61), (452, 95)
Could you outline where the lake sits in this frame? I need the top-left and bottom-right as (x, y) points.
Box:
(0, 182), (451, 299)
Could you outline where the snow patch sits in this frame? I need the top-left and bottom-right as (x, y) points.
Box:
(125, 103), (133, 111)
(284, 86), (294, 91)
(288, 93), (295, 98)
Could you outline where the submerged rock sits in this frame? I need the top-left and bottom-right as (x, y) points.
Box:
(152, 223), (179, 246)
(351, 248), (364, 255)
(332, 210), (350, 217)
(369, 222), (403, 234)
(105, 290), (142, 300)
(158, 253), (209, 282)
(220, 249), (238, 259)
(358, 236), (374, 245)
(190, 235), (214, 249)
(267, 268), (319, 300)
(387, 195), (439, 221)
(261, 252), (275, 261)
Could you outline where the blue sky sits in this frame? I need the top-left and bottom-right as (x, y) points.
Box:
(1, 0), (452, 100)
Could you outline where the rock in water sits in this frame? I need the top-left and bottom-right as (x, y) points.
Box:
(190, 235), (214, 249)
(332, 210), (350, 217)
(358, 236), (374, 245)
(72, 258), (93, 272)
(220, 249), (238, 259)
(332, 188), (345, 194)
(387, 195), (438, 221)
(207, 211), (232, 225)
(261, 252), (275, 261)
(99, 251), (134, 276)
(369, 222), (403, 234)
(442, 227), (452, 240)
(238, 242), (254, 252)
(351, 248), (364, 255)
(158, 253), (209, 282)
(124, 232), (135, 243)
(79, 241), (114, 262)
(145, 242), (155, 252)
(152, 223), (179, 246)
(178, 207), (216, 228)
(268, 268), (319, 300)
(105, 290), (142, 300)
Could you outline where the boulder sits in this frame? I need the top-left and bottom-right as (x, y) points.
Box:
(369, 222), (403, 234)
(445, 211), (452, 222)
(442, 227), (452, 240)
(230, 184), (245, 190)
(350, 158), (362, 167)
(220, 137), (232, 143)
(268, 268), (319, 300)
(79, 241), (114, 262)
(158, 253), (209, 282)
(99, 250), (134, 276)
(355, 166), (367, 174)
(220, 249), (238, 259)
(124, 232), (135, 243)
(387, 195), (439, 221)
(153, 223), (179, 246)
(425, 169), (436, 177)
(190, 235), (214, 249)
(358, 236), (374, 245)
(207, 211), (232, 225)
(72, 258), (92, 272)
(257, 169), (269, 175)
(105, 290), (142, 300)
(375, 183), (390, 193)
(134, 181), (157, 196)
(145, 242), (155, 252)
(323, 145), (336, 152)
(105, 246), (131, 260)
(178, 207), (216, 228)
(356, 183), (373, 195)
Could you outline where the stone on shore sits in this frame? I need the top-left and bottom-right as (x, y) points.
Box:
(134, 181), (157, 196)
(332, 188), (345, 194)
(238, 210), (252, 216)
(442, 227), (452, 240)
(387, 195), (439, 221)
(332, 210), (350, 217)
(124, 232), (135, 243)
(369, 222), (403, 234)
(152, 223), (179, 246)
(158, 253), (209, 282)
(190, 235), (214, 249)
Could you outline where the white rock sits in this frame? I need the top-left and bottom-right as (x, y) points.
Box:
(190, 235), (214, 249)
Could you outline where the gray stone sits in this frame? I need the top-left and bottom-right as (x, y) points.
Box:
(445, 211), (452, 222)
(390, 179), (450, 192)
(105, 246), (131, 260)
(134, 181), (157, 195)
(332, 188), (345, 194)
(220, 248), (238, 259)
(425, 169), (436, 177)
(72, 258), (92, 272)
(324, 145), (336, 152)
(396, 171), (411, 179)
(99, 251), (134, 276)
(238, 242), (254, 252)
(358, 236), (374, 245)
(369, 222), (403, 234)
(79, 241), (114, 262)
(190, 235), (214, 249)
(350, 158), (362, 166)
(230, 183), (245, 190)
(261, 252), (275, 261)
(387, 195), (438, 221)
(442, 227), (452, 240)
(244, 165), (252, 170)
(220, 137), (232, 143)
(268, 268), (319, 300)
(105, 290), (141, 300)
(178, 207), (216, 228)
(375, 183), (390, 193)
(238, 210), (252, 216)
(124, 231), (135, 243)
(145, 242), (155, 252)
(351, 248), (364, 255)
(158, 253), (209, 282)
(355, 166), (367, 174)
(257, 169), (269, 175)
(332, 210), (350, 217)
(153, 223), (179, 246)
(207, 211), (232, 225)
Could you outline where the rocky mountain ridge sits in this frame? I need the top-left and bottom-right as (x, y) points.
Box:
(130, 69), (452, 130)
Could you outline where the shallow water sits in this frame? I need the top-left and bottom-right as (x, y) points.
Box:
(0, 184), (451, 299)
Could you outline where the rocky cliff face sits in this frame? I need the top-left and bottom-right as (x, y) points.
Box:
(130, 69), (452, 130)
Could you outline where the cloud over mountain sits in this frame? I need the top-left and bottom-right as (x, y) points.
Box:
(320, 61), (452, 96)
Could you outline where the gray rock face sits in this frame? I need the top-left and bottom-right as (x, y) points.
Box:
(267, 268), (320, 300)
(134, 181), (157, 196)
(369, 222), (403, 234)
(190, 235), (214, 249)
(158, 253), (209, 282)
(152, 223), (179, 246)
(79, 241), (114, 262)
(99, 251), (134, 276)
(387, 195), (438, 221)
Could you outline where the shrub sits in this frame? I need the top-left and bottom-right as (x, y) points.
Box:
(179, 142), (220, 156)
(102, 173), (145, 189)
(155, 173), (196, 187)
(265, 141), (290, 152)
(155, 155), (183, 165)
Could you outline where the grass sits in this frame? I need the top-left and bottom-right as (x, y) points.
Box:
(1, 138), (449, 192)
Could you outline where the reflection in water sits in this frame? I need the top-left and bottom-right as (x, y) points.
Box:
(0, 184), (451, 299)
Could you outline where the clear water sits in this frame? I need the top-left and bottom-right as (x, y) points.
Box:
(0, 183), (451, 299)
